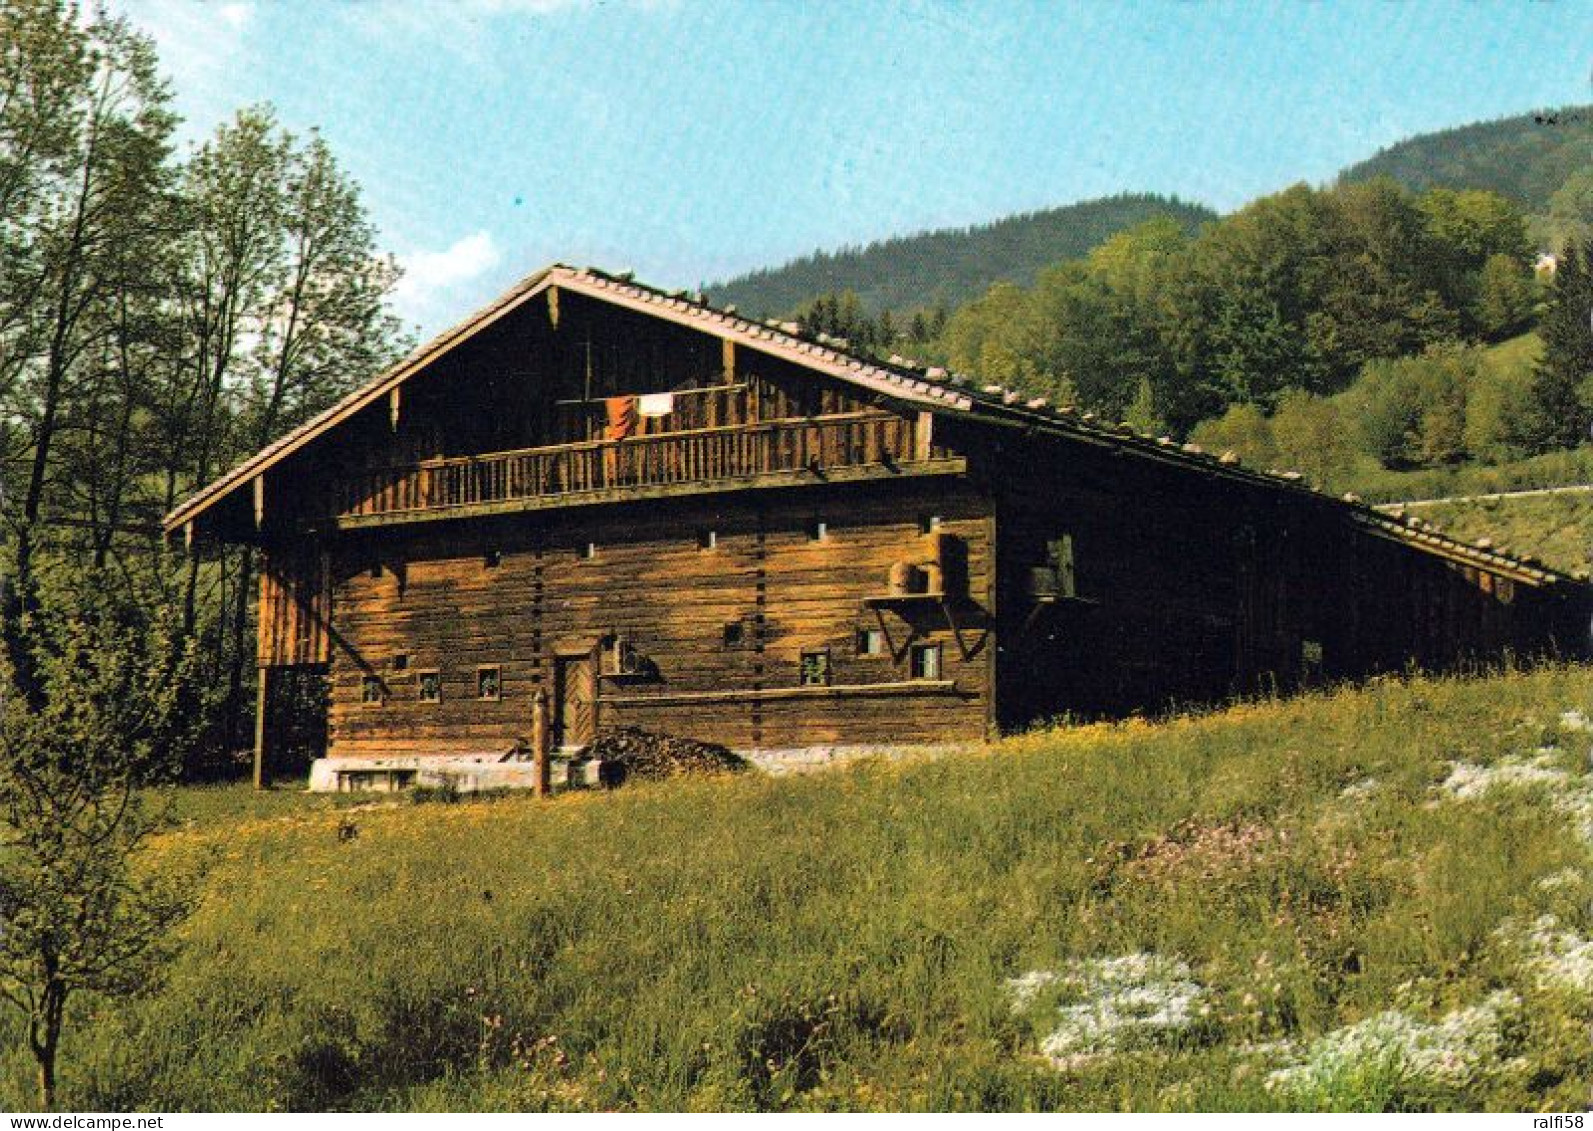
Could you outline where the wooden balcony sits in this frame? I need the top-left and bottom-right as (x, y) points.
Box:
(324, 412), (963, 529)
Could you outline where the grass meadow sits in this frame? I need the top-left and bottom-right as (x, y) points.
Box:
(1408, 491), (1593, 575)
(5, 665), (1593, 1111)
(1351, 448), (1593, 506)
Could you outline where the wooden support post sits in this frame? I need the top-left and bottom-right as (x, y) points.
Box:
(915, 411), (934, 462)
(722, 338), (736, 382)
(531, 687), (551, 797)
(389, 386), (401, 432)
(183, 520), (194, 552)
(252, 474), (265, 531)
(548, 285), (560, 330)
(252, 665), (269, 791)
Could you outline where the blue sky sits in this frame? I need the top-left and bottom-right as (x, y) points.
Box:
(112, 0), (1593, 335)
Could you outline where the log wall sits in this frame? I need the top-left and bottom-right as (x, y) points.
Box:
(983, 427), (1587, 727)
(318, 478), (994, 759)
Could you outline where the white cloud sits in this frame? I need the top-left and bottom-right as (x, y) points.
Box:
(217, 2), (253, 30)
(393, 230), (504, 328)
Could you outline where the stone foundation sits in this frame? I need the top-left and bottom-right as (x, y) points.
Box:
(308, 742), (963, 792)
(308, 753), (604, 793)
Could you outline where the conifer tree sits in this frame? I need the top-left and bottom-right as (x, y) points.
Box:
(1528, 242), (1593, 450)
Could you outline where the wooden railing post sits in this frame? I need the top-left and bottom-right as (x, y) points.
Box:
(252, 665), (270, 791)
(531, 687), (551, 798)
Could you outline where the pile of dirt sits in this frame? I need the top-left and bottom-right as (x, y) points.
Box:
(584, 727), (748, 783)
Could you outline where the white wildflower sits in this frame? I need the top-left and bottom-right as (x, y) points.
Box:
(1434, 744), (1593, 842)
(1534, 868), (1585, 894)
(1005, 969), (1060, 1010)
(1439, 755), (1567, 800)
(1497, 915), (1593, 996)
(1266, 992), (1519, 1095)
(1008, 953), (1207, 1067)
(1339, 777), (1379, 803)
(1560, 709), (1593, 733)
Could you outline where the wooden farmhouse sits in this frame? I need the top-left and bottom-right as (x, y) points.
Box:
(164, 264), (1592, 790)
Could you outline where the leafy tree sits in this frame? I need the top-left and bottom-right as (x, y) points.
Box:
(1541, 169), (1593, 255)
(943, 280), (1042, 387)
(1465, 344), (1539, 462)
(1186, 184), (1337, 398)
(144, 107), (406, 754)
(0, 4), (406, 774)
(0, 4), (176, 705)
(1310, 178), (1459, 375)
(1415, 358), (1471, 466)
(1474, 252), (1537, 340)
(1205, 286), (1324, 408)
(1189, 402), (1276, 467)
(1418, 188), (1531, 266)
(1418, 187), (1533, 337)
(1351, 349), (1475, 468)
(0, 572), (200, 1109)
(1270, 390), (1356, 486)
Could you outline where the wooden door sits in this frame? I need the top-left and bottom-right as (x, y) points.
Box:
(553, 656), (596, 749)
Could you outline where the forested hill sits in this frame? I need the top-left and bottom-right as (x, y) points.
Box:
(709, 193), (1215, 317)
(1338, 105), (1593, 211)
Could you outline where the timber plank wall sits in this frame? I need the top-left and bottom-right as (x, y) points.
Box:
(322, 478), (993, 759)
(982, 427), (1586, 729)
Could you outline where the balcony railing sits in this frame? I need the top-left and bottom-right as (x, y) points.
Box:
(329, 412), (935, 523)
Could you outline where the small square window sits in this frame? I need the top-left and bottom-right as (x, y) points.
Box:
(477, 666), (501, 700)
(723, 620), (745, 648)
(392, 654), (409, 672)
(418, 670), (442, 703)
(799, 649), (832, 687)
(909, 643), (942, 681)
(919, 514), (943, 534)
(857, 627), (887, 657)
(697, 529), (718, 550)
(361, 675), (384, 706)
(807, 519), (827, 541)
(485, 548), (502, 568)
(581, 542), (598, 560)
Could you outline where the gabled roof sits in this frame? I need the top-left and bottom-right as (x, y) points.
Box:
(163, 263), (972, 534)
(162, 263), (1582, 590)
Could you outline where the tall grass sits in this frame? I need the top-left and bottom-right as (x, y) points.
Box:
(6, 666), (1593, 1111)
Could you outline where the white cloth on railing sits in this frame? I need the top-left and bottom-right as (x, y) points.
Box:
(637, 392), (675, 418)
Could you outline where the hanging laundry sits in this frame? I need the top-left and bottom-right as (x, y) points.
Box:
(605, 395), (637, 440)
(637, 391), (675, 418)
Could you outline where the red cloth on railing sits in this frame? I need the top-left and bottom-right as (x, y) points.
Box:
(605, 396), (637, 441)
